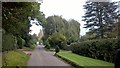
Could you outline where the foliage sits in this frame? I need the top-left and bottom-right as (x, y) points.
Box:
(43, 15), (80, 45)
(30, 44), (36, 49)
(30, 34), (38, 44)
(46, 32), (66, 49)
(2, 2), (46, 50)
(57, 51), (114, 68)
(82, 1), (118, 38)
(70, 38), (119, 63)
(38, 38), (43, 44)
(62, 45), (71, 51)
(80, 31), (97, 41)
(2, 2), (41, 36)
(55, 45), (60, 53)
(45, 39), (50, 49)
(2, 33), (17, 52)
(23, 34), (37, 49)
(17, 37), (25, 49)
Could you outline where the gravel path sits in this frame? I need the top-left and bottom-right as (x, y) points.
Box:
(27, 45), (70, 66)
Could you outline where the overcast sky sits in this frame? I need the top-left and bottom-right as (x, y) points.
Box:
(40, 0), (88, 36)
(29, 20), (42, 36)
(30, 0), (119, 36)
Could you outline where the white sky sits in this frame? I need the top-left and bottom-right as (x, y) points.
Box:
(30, 0), (119, 36)
(29, 20), (42, 36)
(40, 0), (88, 36)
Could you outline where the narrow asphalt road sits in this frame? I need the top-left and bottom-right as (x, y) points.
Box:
(27, 45), (70, 66)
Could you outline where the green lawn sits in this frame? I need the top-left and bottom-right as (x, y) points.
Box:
(2, 50), (29, 66)
(57, 51), (114, 68)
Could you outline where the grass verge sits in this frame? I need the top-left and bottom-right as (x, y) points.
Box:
(56, 51), (114, 68)
(2, 50), (29, 67)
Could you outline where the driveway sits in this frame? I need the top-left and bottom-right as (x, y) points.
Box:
(27, 45), (70, 66)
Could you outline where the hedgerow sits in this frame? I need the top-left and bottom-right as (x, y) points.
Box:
(70, 38), (119, 63)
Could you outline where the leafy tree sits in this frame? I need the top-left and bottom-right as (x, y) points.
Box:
(2, 2), (46, 50)
(43, 15), (80, 45)
(106, 21), (118, 38)
(67, 19), (80, 44)
(45, 39), (50, 49)
(17, 36), (25, 49)
(2, 2), (40, 36)
(47, 32), (66, 49)
(82, 1), (118, 38)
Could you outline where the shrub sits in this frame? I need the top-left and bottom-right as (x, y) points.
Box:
(17, 37), (25, 49)
(30, 44), (36, 49)
(55, 45), (60, 54)
(70, 38), (119, 63)
(45, 39), (50, 49)
(2, 33), (17, 52)
(63, 45), (71, 51)
(46, 32), (66, 49)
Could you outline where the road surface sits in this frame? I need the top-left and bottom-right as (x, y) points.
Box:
(27, 45), (70, 66)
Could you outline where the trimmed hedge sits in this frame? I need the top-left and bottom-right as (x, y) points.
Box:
(70, 38), (119, 63)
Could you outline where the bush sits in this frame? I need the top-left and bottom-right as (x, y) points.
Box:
(63, 45), (71, 51)
(25, 38), (36, 48)
(70, 38), (119, 63)
(30, 44), (36, 49)
(45, 39), (50, 49)
(55, 45), (60, 54)
(2, 33), (17, 52)
(45, 45), (50, 49)
(46, 32), (66, 49)
(17, 37), (25, 49)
